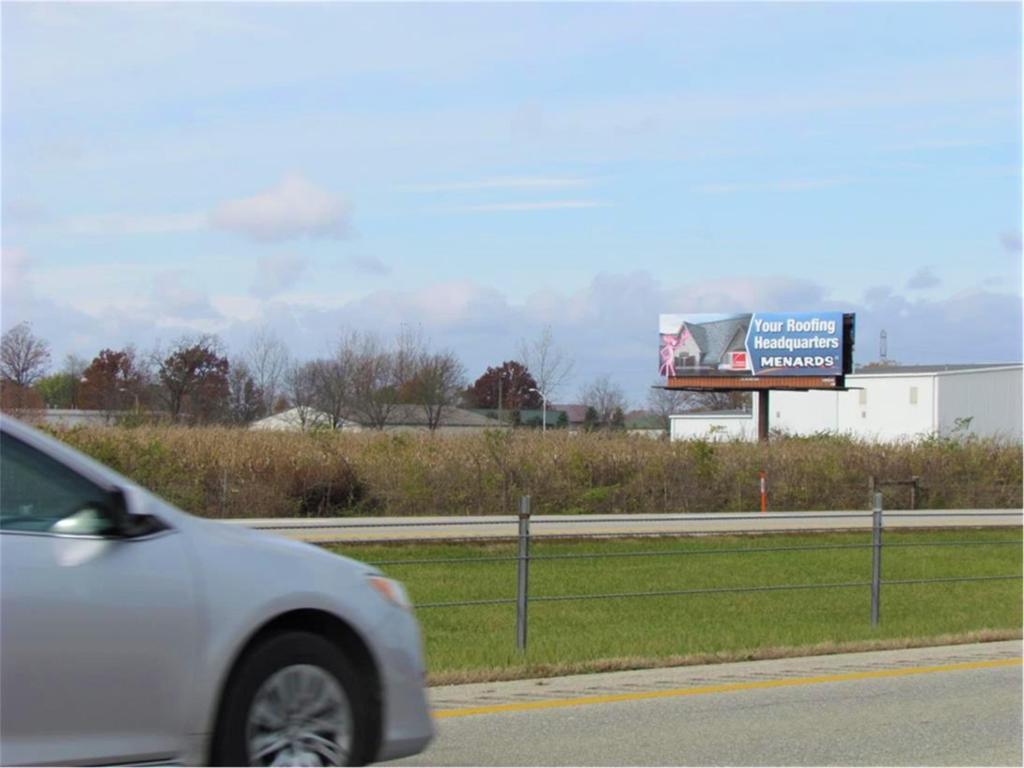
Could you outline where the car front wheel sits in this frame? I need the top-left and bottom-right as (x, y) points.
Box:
(212, 631), (374, 767)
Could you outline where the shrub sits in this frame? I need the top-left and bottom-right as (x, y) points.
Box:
(45, 426), (1023, 518)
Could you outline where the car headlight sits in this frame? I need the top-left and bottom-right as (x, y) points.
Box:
(367, 575), (412, 610)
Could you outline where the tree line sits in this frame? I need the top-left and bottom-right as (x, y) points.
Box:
(1, 321), (745, 430)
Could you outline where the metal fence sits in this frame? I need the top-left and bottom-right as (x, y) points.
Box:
(256, 501), (1023, 651)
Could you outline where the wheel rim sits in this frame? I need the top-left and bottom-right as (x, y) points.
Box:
(245, 663), (353, 767)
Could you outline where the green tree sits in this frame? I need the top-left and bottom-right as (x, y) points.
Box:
(35, 373), (79, 409)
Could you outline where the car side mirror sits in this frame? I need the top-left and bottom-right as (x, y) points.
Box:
(112, 488), (168, 538)
(50, 507), (120, 536)
(50, 497), (125, 537)
(49, 489), (165, 538)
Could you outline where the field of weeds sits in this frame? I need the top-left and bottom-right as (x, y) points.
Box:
(40, 426), (1023, 518)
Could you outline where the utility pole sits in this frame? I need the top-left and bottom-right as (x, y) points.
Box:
(530, 387), (547, 432)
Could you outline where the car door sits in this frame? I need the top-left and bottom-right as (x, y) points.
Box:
(0, 430), (202, 766)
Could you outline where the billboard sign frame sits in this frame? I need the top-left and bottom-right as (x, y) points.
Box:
(659, 312), (855, 392)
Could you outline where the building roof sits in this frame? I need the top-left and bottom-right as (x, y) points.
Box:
(549, 404), (589, 424)
(251, 407), (343, 430)
(683, 317), (747, 367)
(852, 363), (1022, 377)
(384, 405), (503, 428)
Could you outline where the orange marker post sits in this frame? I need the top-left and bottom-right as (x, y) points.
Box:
(759, 471), (767, 513)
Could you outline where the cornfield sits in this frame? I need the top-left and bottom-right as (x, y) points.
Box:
(42, 426), (1023, 518)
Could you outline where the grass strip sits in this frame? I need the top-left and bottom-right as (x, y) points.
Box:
(329, 528), (1022, 684)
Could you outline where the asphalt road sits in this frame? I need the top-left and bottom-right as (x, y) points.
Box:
(384, 641), (1023, 766)
(228, 510), (1023, 543)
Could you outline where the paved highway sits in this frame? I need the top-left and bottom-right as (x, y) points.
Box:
(385, 641), (1023, 766)
(228, 510), (1023, 543)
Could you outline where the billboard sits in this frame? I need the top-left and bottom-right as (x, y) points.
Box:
(659, 312), (854, 382)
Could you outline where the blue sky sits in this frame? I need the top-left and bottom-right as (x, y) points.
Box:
(2, 2), (1021, 405)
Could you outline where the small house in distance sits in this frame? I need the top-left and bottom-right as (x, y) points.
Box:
(250, 407), (360, 432)
(379, 405), (509, 434)
(670, 364), (1023, 442)
(250, 405), (508, 434)
(549, 404), (589, 431)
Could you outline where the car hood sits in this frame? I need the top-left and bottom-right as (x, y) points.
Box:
(164, 505), (379, 576)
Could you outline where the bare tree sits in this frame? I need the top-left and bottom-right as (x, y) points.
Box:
(518, 325), (574, 403)
(393, 323), (424, 392)
(579, 374), (628, 428)
(63, 354), (88, 408)
(309, 336), (356, 429)
(284, 361), (321, 430)
(346, 332), (400, 430)
(408, 350), (466, 431)
(1, 322), (51, 387)
(685, 390), (752, 413)
(245, 327), (291, 417)
(226, 360), (264, 425)
(646, 382), (690, 431)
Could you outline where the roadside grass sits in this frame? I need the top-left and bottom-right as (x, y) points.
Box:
(330, 529), (1022, 683)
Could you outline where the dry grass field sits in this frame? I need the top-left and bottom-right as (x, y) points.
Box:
(43, 425), (1023, 519)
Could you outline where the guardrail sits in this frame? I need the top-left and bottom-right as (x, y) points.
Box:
(268, 502), (1023, 651)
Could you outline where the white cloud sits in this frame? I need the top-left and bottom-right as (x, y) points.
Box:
(151, 270), (221, 323)
(407, 176), (592, 192)
(449, 200), (610, 213)
(350, 254), (390, 275)
(2, 199), (51, 230)
(906, 267), (941, 291)
(696, 178), (853, 195)
(1000, 231), (1022, 254)
(250, 252), (310, 298)
(210, 174), (351, 242)
(209, 295), (263, 324)
(1, 247), (31, 295)
(60, 175), (351, 243)
(857, 286), (1021, 365)
(6, 263), (1021, 404)
(66, 212), (206, 236)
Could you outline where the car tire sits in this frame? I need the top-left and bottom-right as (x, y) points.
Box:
(211, 630), (375, 767)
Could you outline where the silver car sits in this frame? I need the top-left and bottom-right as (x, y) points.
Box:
(0, 416), (433, 766)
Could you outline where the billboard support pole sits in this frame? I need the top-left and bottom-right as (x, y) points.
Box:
(758, 390), (770, 442)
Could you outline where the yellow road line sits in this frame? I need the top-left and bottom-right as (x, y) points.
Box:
(433, 657), (1022, 719)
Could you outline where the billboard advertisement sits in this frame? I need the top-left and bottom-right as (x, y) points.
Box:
(659, 312), (853, 378)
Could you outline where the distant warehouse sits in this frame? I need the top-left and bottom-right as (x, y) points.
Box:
(670, 364), (1023, 442)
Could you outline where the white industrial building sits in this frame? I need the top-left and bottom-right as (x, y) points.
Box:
(670, 364), (1023, 442)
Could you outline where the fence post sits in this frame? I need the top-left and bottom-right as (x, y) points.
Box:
(221, 468), (229, 516)
(868, 475), (876, 509)
(516, 495), (532, 651)
(870, 491), (883, 627)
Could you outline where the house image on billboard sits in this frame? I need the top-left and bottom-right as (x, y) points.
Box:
(666, 315), (750, 373)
